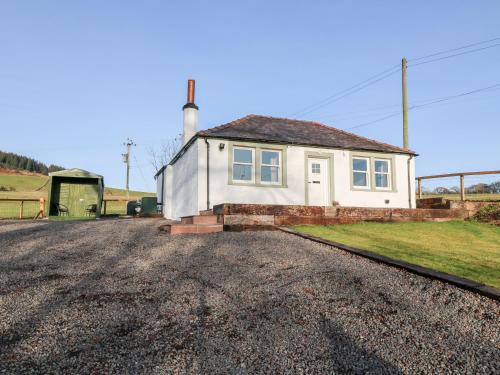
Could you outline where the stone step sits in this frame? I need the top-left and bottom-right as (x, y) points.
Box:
(274, 216), (360, 226)
(181, 215), (218, 224)
(161, 223), (223, 235)
(199, 209), (214, 216)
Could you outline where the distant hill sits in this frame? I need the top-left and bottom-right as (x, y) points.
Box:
(0, 150), (64, 175)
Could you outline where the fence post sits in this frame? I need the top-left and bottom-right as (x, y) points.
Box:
(460, 175), (465, 201)
(417, 178), (422, 199)
(39, 198), (45, 218)
(103, 200), (107, 215)
(19, 200), (24, 219)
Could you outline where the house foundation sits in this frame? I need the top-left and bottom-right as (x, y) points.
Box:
(212, 203), (470, 231)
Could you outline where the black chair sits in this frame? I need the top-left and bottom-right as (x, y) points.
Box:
(53, 203), (69, 216)
(85, 204), (97, 216)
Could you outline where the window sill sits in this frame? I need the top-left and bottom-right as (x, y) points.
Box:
(351, 186), (398, 193)
(352, 185), (371, 190)
(229, 181), (288, 188)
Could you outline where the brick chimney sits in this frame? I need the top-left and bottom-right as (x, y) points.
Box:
(182, 79), (198, 145)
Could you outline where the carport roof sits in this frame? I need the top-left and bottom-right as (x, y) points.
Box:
(49, 168), (103, 179)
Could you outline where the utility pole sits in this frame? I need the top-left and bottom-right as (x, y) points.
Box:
(402, 57), (409, 150)
(122, 138), (136, 200)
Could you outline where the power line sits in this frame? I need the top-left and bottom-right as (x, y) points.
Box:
(316, 84), (500, 122)
(408, 36), (500, 62)
(345, 82), (500, 130)
(409, 82), (500, 109)
(408, 43), (500, 67)
(346, 111), (401, 130)
(132, 153), (150, 190)
(290, 64), (400, 117)
(290, 37), (500, 119)
(313, 102), (402, 120)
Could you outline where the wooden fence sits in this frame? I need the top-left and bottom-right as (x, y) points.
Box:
(0, 198), (134, 219)
(416, 170), (500, 201)
(0, 198), (45, 219)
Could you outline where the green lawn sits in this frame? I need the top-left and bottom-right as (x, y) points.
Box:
(292, 221), (500, 288)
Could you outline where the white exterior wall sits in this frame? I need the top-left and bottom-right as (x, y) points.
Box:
(160, 141), (199, 219)
(160, 138), (416, 219)
(199, 139), (415, 210)
(164, 165), (173, 219)
(155, 169), (165, 213)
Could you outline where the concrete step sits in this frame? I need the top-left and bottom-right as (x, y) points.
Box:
(161, 223), (223, 235)
(181, 215), (218, 224)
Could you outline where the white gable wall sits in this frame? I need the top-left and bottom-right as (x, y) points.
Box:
(159, 140), (199, 220)
(164, 165), (173, 219)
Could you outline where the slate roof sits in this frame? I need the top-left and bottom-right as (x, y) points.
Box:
(198, 115), (414, 154)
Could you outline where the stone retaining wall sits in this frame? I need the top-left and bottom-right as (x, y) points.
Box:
(214, 203), (470, 229)
(417, 198), (500, 215)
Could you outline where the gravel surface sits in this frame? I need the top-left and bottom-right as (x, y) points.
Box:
(0, 218), (499, 374)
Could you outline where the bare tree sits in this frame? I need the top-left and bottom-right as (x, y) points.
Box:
(149, 136), (181, 173)
(433, 187), (450, 194)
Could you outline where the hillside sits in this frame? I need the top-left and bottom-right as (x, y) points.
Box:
(0, 150), (64, 175)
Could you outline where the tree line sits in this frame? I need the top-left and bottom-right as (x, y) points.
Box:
(0, 150), (64, 175)
(428, 182), (500, 195)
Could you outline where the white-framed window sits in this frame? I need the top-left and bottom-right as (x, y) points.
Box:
(232, 147), (254, 183)
(352, 157), (370, 188)
(311, 163), (321, 174)
(260, 150), (281, 184)
(374, 159), (391, 189)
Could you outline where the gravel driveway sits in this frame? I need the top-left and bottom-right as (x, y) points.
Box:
(0, 219), (499, 374)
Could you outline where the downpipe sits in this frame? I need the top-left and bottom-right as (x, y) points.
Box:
(407, 155), (413, 209)
(204, 138), (210, 210)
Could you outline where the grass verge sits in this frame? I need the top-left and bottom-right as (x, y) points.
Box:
(292, 221), (500, 288)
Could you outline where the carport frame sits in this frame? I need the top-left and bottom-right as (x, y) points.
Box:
(47, 169), (104, 219)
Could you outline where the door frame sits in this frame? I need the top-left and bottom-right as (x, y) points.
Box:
(304, 151), (335, 206)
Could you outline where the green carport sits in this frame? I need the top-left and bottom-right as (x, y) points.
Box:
(47, 168), (104, 218)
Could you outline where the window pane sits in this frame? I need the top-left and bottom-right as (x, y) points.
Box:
(233, 164), (252, 181)
(375, 160), (389, 173)
(262, 151), (279, 165)
(376, 173), (389, 188)
(353, 172), (367, 187)
(234, 148), (253, 164)
(261, 166), (279, 183)
(312, 163), (320, 173)
(353, 158), (367, 171)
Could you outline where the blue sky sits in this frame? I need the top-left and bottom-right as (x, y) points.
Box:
(1, 1), (499, 192)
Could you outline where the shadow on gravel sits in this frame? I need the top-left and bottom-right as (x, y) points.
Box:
(157, 233), (407, 374)
(0, 221), (148, 357)
(1, 223), (498, 374)
(320, 316), (403, 374)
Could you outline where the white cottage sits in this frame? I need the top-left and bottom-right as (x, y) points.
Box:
(156, 80), (416, 220)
